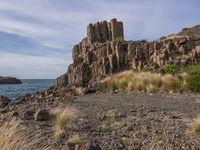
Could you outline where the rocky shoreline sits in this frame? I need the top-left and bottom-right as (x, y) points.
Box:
(1, 86), (200, 149)
(0, 76), (22, 84)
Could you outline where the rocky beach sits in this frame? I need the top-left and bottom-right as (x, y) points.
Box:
(1, 87), (200, 149)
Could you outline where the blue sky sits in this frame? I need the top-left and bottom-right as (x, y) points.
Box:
(0, 0), (199, 79)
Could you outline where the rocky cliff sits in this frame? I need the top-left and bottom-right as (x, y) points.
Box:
(55, 19), (200, 87)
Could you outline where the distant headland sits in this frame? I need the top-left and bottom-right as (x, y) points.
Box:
(0, 76), (22, 84)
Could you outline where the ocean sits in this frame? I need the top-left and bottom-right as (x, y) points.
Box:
(0, 79), (55, 99)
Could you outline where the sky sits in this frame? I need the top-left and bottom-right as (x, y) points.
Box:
(0, 0), (199, 79)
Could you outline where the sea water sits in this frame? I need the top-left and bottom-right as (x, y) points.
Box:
(0, 79), (54, 99)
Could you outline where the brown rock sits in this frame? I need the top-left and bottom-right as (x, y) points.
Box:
(0, 95), (11, 108)
(55, 73), (68, 87)
(34, 109), (50, 121)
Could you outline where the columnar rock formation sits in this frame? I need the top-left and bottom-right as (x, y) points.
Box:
(87, 18), (124, 44)
(55, 19), (200, 87)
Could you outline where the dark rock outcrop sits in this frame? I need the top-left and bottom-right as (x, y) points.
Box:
(55, 19), (200, 87)
(0, 76), (22, 84)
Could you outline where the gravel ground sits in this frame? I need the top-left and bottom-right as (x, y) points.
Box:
(1, 91), (200, 150)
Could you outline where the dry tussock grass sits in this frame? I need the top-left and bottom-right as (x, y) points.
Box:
(0, 120), (24, 150)
(102, 71), (187, 93)
(191, 116), (200, 134)
(0, 119), (51, 150)
(67, 134), (82, 144)
(52, 107), (78, 138)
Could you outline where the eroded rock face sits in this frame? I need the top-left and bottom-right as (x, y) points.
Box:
(55, 73), (68, 87)
(55, 19), (200, 87)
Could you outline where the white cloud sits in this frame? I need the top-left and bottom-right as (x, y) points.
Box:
(0, 52), (70, 79)
(0, 0), (90, 49)
(0, 0), (199, 43)
(0, 0), (199, 78)
(0, 17), (57, 37)
(0, 0), (195, 48)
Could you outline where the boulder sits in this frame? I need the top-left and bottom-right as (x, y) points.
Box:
(55, 73), (68, 87)
(0, 96), (11, 108)
(34, 109), (50, 121)
(23, 110), (34, 120)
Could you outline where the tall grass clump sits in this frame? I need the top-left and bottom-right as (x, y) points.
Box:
(54, 108), (77, 138)
(0, 119), (53, 150)
(56, 109), (75, 130)
(102, 71), (186, 93)
(161, 74), (185, 92)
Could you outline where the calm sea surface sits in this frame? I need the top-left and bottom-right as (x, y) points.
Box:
(0, 79), (54, 99)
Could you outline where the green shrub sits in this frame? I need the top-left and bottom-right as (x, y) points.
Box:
(141, 67), (155, 72)
(160, 64), (180, 74)
(186, 75), (200, 92)
(183, 65), (200, 75)
(183, 65), (200, 92)
(114, 37), (124, 43)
